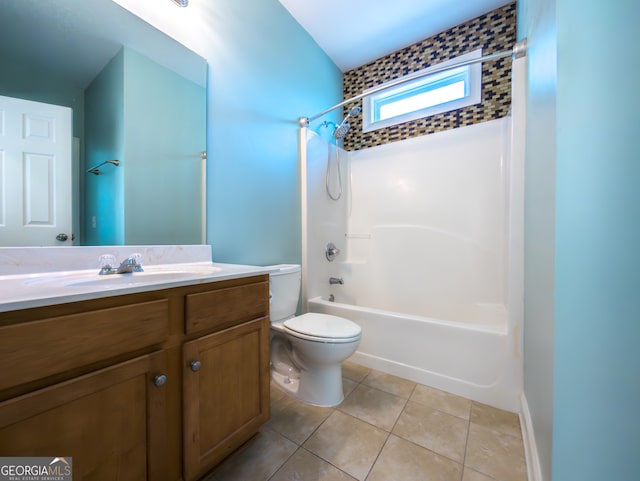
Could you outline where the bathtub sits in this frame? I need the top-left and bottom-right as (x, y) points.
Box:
(308, 295), (521, 412)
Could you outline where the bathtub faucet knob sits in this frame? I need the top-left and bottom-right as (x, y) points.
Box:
(326, 242), (340, 261)
(329, 277), (344, 285)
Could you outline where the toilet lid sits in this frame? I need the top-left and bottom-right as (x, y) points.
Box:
(283, 313), (361, 342)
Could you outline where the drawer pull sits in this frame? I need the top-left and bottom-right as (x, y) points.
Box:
(153, 374), (168, 387)
(190, 360), (202, 372)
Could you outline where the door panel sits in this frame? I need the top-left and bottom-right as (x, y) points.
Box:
(0, 95), (72, 245)
(182, 317), (270, 481)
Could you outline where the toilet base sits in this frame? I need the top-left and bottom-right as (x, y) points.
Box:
(271, 363), (345, 407)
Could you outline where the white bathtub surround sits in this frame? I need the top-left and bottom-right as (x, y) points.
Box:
(301, 60), (525, 413)
(343, 119), (508, 320)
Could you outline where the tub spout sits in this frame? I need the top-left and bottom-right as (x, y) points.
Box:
(329, 277), (344, 285)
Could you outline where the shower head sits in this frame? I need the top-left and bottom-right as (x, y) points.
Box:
(333, 105), (362, 139)
(334, 122), (351, 139)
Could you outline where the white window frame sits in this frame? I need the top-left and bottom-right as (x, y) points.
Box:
(362, 49), (483, 133)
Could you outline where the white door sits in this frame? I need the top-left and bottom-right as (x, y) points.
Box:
(0, 95), (72, 246)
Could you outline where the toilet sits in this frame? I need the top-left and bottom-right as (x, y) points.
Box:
(267, 264), (361, 407)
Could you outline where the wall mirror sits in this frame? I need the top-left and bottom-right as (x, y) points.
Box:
(0, 0), (207, 247)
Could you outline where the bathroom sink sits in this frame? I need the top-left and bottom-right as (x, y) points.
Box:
(19, 265), (224, 289)
(65, 271), (202, 287)
(22, 274), (77, 285)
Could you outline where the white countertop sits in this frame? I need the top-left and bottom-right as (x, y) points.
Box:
(0, 262), (271, 313)
(0, 245), (272, 313)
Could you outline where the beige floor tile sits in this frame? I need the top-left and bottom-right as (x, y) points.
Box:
(264, 395), (333, 445)
(342, 360), (370, 382)
(410, 384), (472, 420)
(270, 448), (358, 481)
(303, 410), (388, 481)
(470, 402), (521, 438)
(367, 434), (463, 481)
(338, 384), (407, 431)
(462, 467), (498, 481)
(393, 400), (469, 463)
(465, 423), (527, 481)
(213, 427), (297, 481)
(362, 370), (416, 399)
(342, 377), (358, 398)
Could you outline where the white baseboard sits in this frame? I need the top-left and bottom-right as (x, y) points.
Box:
(520, 393), (543, 481)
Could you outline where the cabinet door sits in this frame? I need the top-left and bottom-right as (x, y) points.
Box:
(183, 317), (270, 481)
(0, 351), (168, 481)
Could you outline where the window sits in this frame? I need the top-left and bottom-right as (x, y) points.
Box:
(363, 49), (482, 132)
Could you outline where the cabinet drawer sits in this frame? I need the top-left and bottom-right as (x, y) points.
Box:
(184, 281), (269, 335)
(0, 299), (169, 391)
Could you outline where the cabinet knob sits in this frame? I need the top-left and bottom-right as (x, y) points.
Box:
(190, 360), (202, 372)
(153, 374), (167, 387)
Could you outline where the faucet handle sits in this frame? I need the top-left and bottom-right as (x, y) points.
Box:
(326, 242), (341, 262)
(98, 254), (117, 275)
(129, 252), (143, 272)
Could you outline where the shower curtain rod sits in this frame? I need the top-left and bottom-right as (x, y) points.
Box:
(298, 39), (527, 127)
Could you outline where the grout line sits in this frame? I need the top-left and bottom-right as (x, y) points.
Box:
(363, 431), (392, 481)
(300, 446), (360, 481)
(265, 446), (303, 481)
(461, 408), (472, 481)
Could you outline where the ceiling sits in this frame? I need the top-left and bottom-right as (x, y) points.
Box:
(278, 0), (513, 72)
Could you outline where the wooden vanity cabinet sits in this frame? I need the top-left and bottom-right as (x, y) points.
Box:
(182, 277), (271, 481)
(0, 296), (172, 481)
(0, 273), (270, 481)
(0, 351), (168, 481)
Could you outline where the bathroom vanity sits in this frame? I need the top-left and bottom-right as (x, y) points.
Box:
(0, 247), (271, 481)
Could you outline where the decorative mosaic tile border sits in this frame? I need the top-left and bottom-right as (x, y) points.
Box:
(343, 2), (516, 151)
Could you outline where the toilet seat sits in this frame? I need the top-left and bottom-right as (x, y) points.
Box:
(283, 313), (361, 344)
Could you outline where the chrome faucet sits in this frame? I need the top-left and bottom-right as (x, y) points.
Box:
(98, 253), (143, 275)
(329, 277), (344, 285)
(116, 254), (144, 274)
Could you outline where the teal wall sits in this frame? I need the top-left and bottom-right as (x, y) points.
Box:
(84, 50), (125, 245)
(206, 0), (342, 265)
(521, 0), (640, 479)
(123, 48), (206, 245)
(554, 1), (640, 480)
(0, 57), (85, 145)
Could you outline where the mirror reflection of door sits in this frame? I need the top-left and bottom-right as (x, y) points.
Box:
(0, 95), (72, 246)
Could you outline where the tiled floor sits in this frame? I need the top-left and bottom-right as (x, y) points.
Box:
(207, 361), (527, 481)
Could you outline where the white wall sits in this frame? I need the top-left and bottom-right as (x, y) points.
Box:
(518, 0), (557, 479)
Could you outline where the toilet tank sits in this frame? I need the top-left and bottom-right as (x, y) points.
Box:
(266, 264), (301, 322)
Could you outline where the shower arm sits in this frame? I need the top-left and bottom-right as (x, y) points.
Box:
(298, 39), (527, 127)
